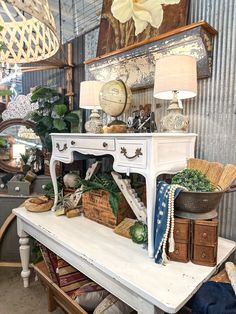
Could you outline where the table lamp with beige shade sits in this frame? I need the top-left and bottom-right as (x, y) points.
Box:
(154, 55), (197, 132)
(79, 81), (105, 133)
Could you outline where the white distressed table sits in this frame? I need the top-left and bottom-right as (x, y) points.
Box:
(50, 133), (197, 257)
(14, 207), (236, 314)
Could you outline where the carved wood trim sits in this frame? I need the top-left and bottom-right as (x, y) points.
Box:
(85, 21), (217, 65)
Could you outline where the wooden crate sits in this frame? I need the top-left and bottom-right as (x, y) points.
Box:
(82, 190), (135, 228)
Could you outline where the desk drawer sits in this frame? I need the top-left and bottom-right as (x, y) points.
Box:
(53, 139), (69, 157)
(70, 138), (115, 151)
(116, 140), (147, 169)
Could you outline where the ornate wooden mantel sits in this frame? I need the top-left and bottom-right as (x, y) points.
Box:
(85, 21), (217, 90)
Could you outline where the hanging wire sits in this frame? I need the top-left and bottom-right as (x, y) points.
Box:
(58, 0), (63, 45)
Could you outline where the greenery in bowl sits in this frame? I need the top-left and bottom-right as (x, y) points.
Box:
(171, 169), (215, 192)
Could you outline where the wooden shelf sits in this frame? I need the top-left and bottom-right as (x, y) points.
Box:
(85, 21), (217, 90)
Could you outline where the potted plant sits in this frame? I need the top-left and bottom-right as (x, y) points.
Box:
(29, 86), (80, 153)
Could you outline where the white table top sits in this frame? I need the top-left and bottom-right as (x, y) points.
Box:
(13, 207), (236, 313)
(51, 132), (197, 138)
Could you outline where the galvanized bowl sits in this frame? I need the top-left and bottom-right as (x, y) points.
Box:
(174, 190), (225, 220)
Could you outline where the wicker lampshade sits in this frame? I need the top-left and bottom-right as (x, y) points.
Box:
(0, 0), (59, 64)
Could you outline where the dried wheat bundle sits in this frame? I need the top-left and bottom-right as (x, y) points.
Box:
(205, 162), (224, 187)
(217, 164), (236, 191)
(0, 0), (59, 63)
(187, 158), (210, 174)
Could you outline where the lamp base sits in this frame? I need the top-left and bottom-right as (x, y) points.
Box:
(84, 110), (103, 134)
(161, 97), (189, 133)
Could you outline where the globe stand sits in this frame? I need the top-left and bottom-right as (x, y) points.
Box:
(104, 119), (127, 133)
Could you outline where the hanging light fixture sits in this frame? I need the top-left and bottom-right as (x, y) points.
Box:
(0, 0), (59, 64)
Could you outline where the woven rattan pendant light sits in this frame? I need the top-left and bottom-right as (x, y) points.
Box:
(0, 0), (59, 64)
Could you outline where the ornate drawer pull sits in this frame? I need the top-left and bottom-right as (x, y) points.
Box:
(56, 143), (68, 152)
(71, 140), (75, 145)
(120, 147), (143, 160)
(103, 142), (108, 148)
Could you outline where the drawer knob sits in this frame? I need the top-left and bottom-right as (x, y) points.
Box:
(71, 141), (75, 145)
(56, 143), (68, 152)
(0, 183), (5, 189)
(42, 185), (46, 189)
(175, 249), (179, 255)
(15, 186), (20, 191)
(120, 147), (143, 159)
(201, 252), (207, 259)
(176, 229), (180, 234)
(103, 142), (108, 148)
(202, 232), (207, 239)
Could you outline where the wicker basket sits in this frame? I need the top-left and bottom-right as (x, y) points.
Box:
(82, 190), (135, 228)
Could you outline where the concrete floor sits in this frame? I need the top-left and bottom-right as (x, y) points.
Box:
(0, 267), (64, 314)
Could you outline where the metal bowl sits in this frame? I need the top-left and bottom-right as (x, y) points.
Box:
(174, 190), (225, 219)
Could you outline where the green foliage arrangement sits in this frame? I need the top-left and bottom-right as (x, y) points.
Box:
(30, 86), (79, 152)
(171, 169), (215, 192)
(77, 174), (121, 217)
(129, 221), (148, 244)
(43, 180), (63, 199)
(0, 137), (7, 147)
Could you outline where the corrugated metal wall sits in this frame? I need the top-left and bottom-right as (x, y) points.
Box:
(188, 0), (236, 240)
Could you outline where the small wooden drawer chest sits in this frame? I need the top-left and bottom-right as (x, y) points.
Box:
(192, 219), (218, 267)
(169, 218), (218, 266)
(169, 218), (191, 263)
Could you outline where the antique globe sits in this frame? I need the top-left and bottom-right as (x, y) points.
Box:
(99, 80), (132, 117)
(99, 80), (132, 133)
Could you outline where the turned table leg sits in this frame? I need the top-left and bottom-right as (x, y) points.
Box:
(17, 219), (31, 287)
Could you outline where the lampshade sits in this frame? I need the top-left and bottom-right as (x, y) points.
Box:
(154, 55), (197, 100)
(12, 144), (25, 159)
(0, 0), (59, 64)
(79, 81), (104, 109)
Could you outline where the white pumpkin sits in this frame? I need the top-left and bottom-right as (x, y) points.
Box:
(63, 171), (80, 189)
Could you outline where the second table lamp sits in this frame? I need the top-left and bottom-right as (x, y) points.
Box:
(153, 55), (197, 132)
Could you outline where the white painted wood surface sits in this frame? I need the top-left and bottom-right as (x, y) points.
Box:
(50, 132), (197, 257)
(14, 207), (236, 314)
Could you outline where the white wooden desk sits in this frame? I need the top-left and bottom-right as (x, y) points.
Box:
(14, 207), (236, 314)
(50, 133), (197, 257)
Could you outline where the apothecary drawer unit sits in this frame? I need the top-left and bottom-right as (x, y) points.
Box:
(192, 219), (218, 267)
(116, 140), (147, 169)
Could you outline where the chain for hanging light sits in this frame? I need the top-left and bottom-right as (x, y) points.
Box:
(0, 0), (59, 64)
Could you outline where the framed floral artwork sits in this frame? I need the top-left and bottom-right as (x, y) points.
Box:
(97, 0), (189, 56)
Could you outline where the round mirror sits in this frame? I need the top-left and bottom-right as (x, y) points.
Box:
(0, 119), (42, 173)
